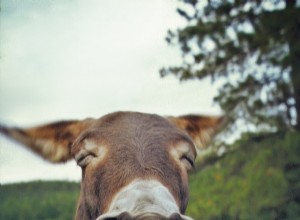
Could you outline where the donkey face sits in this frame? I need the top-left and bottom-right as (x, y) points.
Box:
(0, 111), (223, 220)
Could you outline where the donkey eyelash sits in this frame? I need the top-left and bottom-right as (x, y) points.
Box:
(181, 155), (195, 168)
(76, 152), (96, 166)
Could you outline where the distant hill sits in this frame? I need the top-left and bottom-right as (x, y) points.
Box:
(0, 181), (80, 220)
(1, 131), (299, 220)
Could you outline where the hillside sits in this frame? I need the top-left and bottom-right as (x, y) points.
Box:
(1, 131), (299, 219)
(187, 131), (300, 219)
(0, 181), (80, 220)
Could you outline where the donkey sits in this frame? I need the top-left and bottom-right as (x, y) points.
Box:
(0, 111), (223, 220)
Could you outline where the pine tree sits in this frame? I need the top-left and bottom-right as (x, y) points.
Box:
(161, 0), (300, 132)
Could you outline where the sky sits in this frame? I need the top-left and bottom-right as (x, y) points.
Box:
(0, 0), (220, 184)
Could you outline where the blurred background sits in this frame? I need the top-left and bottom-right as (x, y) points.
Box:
(1, 0), (300, 219)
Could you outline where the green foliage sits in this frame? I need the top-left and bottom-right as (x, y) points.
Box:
(187, 131), (300, 219)
(0, 181), (80, 220)
(161, 0), (300, 131)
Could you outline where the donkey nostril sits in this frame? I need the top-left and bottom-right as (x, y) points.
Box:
(169, 213), (183, 220)
(117, 211), (133, 220)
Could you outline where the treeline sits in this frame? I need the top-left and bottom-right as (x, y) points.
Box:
(1, 131), (299, 219)
(187, 131), (300, 219)
(0, 181), (80, 220)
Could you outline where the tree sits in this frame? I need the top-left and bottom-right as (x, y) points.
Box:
(161, 0), (300, 132)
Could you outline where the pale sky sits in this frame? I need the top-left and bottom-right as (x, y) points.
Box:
(0, 0), (220, 184)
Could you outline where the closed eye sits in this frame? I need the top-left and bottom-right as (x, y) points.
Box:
(180, 155), (195, 170)
(76, 151), (96, 167)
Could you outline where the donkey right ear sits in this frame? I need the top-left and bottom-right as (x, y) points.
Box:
(167, 115), (224, 150)
(0, 119), (95, 163)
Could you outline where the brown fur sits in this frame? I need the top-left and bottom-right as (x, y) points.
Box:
(0, 111), (223, 220)
(0, 119), (94, 162)
(167, 115), (224, 149)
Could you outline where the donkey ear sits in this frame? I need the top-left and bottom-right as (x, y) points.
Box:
(167, 115), (224, 150)
(0, 119), (95, 163)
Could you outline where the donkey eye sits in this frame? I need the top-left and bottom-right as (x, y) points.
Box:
(75, 151), (96, 167)
(180, 155), (195, 171)
(170, 142), (196, 172)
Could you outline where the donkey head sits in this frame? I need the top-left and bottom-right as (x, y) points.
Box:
(0, 111), (223, 220)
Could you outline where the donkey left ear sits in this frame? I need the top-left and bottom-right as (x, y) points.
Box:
(167, 115), (224, 150)
(0, 119), (95, 163)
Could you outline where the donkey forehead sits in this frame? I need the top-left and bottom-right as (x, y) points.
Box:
(72, 112), (196, 154)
